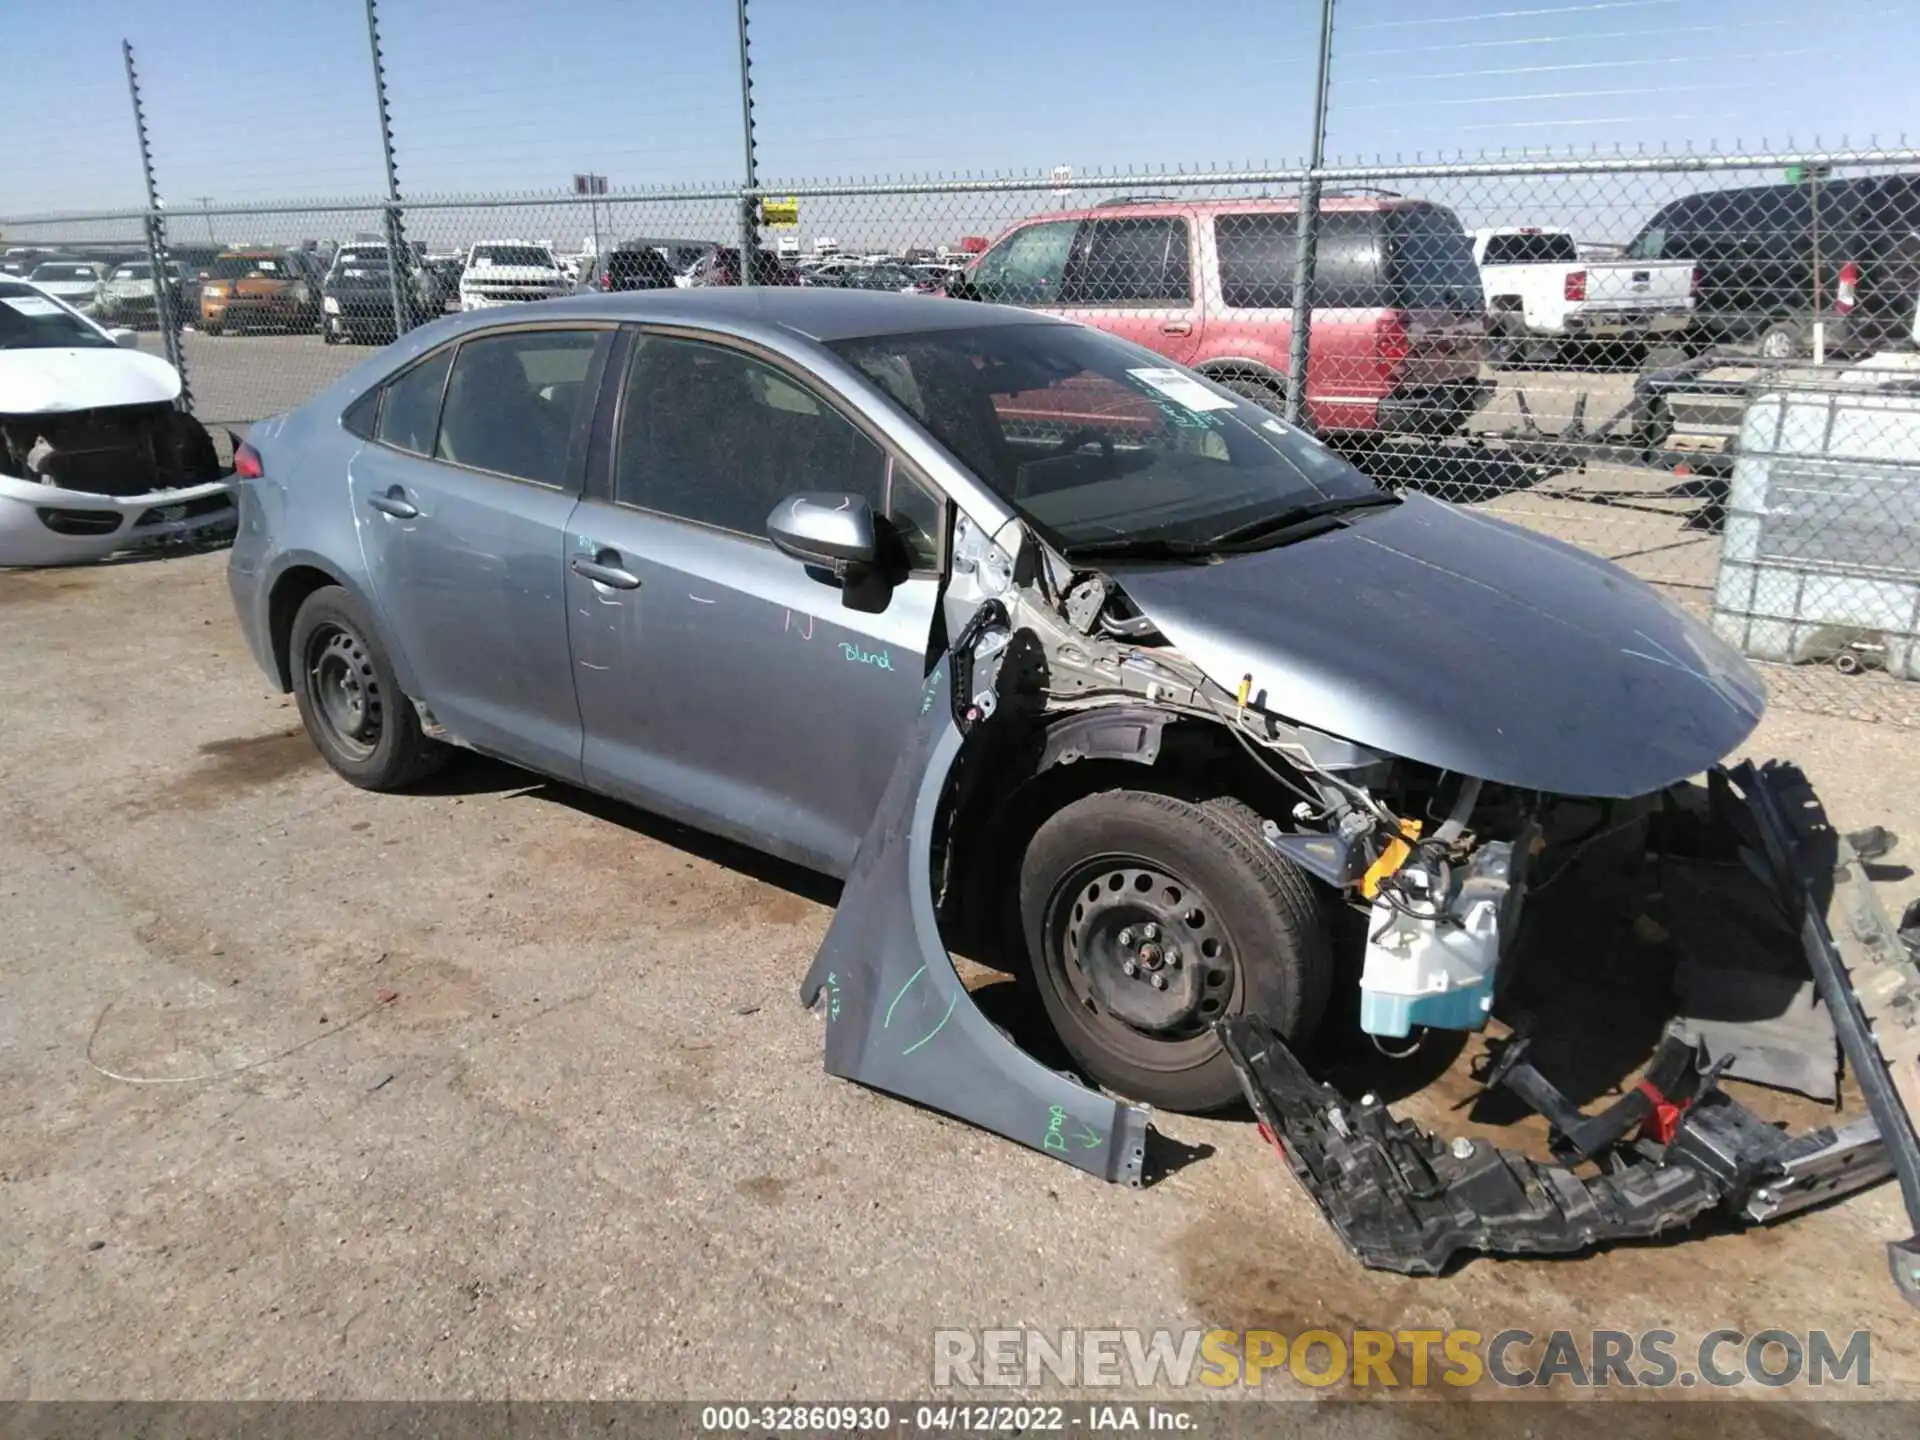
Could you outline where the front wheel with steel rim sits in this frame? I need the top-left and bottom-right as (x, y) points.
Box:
(288, 584), (445, 791)
(1019, 789), (1331, 1113)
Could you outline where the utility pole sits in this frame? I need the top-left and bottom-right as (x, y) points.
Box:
(194, 197), (216, 244)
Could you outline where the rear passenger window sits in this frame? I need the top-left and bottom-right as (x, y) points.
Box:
(1216, 213), (1296, 309)
(1061, 218), (1191, 306)
(434, 329), (606, 486)
(615, 335), (887, 537)
(374, 347), (452, 455)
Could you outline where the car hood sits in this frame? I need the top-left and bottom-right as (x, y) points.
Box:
(1105, 493), (1765, 798)
(0, 346), (182, 413)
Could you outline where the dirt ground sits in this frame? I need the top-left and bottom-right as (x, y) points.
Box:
(3, 549), (1918, 1413)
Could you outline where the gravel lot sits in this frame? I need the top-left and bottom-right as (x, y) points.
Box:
(4, 543), (1919, 1410)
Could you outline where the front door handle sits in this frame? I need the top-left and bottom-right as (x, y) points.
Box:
(366, 486), (419, 519)
(571, 553), (642, 590)
(1160, 320), (1193, 335)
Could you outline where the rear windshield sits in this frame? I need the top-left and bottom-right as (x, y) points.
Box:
(1481, 231), (1578, 265)
(30, 263), (99, 281)
(332, 247), (388, 268)
(1387, 207), (1483, 311)
(470, 245), (554, 268)
(110, 262), (152, 280)
(207, 255), (286, 279)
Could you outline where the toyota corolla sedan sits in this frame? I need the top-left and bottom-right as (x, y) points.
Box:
(227, 289), (1763, 1113)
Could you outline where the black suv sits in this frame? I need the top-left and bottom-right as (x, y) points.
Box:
(579, 244), (680, 292)
(321, 242), (455, 345)
(1626, 173), (1920, 357)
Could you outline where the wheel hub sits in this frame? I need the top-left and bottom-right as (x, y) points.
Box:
(1061, 865), (1234, 1036)
(309, 627), (383, 758)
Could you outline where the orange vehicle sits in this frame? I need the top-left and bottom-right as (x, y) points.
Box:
(197, 248), (323, 335)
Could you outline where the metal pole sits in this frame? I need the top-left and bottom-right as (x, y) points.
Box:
(735, 0), (758, 286)
(122, 40), (189, 412)
(1285, 0), (1337, 427)
(364, 0), (410, 339)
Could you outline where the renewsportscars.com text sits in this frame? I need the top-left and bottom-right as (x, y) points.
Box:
(932, 1327), (1874, 1390)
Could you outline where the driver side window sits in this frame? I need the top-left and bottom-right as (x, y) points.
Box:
(971, 221), (1079, 305)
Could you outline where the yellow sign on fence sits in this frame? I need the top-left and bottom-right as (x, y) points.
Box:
(759, 197), (800, 228)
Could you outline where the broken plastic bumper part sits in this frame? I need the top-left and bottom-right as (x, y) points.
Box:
(1221, 760), (1920, 1307)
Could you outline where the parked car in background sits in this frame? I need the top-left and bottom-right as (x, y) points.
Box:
(0, 278), (232, 565)
(198, 248), (323, 335)
(96, 259), (199, 329)
(1471, 225), (1694, 366)
(1625, 173), (1920, 358)
(458, 241), (570, 310)
(835, 262), (933, 294)
(953, 195), (1490, 442)
(322, 242), (458, 345)
(2, 248), (62, 278)
(578, 243), (681, 293)
(685, 247), (805, 287)
(27, 259), (111, 316)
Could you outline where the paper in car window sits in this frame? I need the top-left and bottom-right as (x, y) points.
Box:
(1126, 367), (1238, 412)
(2, 296), (61, 317)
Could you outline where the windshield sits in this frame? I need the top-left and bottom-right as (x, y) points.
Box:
(0, 281), (112, 350)
(828, 321), (1377, 551)
(110, 262), (152, 280)
(30, 263), (99, 282)
(331, 247), (388, 269)
(1624, 223), (1669, 260)
(470, 245), (554, 268)
(207, 254), (286, 279)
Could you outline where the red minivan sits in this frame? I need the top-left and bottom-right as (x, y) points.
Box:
(955, 195), (1492, 440)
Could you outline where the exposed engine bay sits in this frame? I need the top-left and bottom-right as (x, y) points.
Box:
(0, 403), (235, 567)
(801, 508), (1920, 1307)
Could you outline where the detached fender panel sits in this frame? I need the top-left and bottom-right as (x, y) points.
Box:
(800, 659), (1150, 1186)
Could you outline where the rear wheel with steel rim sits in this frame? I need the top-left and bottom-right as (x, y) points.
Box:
(1020, 790), (1331, 1113)
(288, 585), (445, 791)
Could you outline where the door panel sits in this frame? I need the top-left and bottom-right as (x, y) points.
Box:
(350, 446), (585, 779)
(566, 505), (935, 876)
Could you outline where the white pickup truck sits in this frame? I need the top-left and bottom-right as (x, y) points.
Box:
(1472, 226), (1695, 365)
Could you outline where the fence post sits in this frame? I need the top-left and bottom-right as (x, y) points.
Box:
(1284, 0), (1337, 427)
(363, 0), (411, 339)
(121, 40), (189, 414)
(735, 0), (758, 286)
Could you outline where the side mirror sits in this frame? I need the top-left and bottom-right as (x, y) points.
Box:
(767, 491), (878, 574)
(109, 327), (140, 348)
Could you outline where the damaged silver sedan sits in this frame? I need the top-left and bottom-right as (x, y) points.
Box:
(226, 290), (1918, 1298)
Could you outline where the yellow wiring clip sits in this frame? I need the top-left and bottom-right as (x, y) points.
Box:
(1235, 673), (1253, 709)
(1360, 818), (1424, 899)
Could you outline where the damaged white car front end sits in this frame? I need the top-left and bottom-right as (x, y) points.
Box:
(0, 279), (233, 567)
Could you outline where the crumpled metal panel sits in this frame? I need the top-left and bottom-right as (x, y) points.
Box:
(800, 658), (1150, 1186)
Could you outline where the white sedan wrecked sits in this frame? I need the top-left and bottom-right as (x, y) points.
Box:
(0, 279), (234, 567)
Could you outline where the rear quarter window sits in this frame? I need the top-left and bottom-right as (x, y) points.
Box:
(1386, 206), (1483, 311)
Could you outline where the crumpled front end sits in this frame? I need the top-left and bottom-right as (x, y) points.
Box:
(0, 403), (233, 566)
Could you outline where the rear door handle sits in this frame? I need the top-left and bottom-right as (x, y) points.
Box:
(366, 487), (419, 519)
(571, 553), (642, 590)
(1160, 320), (1193, 335)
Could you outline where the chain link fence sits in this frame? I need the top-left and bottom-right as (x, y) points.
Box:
(4, 5), (1918, 730)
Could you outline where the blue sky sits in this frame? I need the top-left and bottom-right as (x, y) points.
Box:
(2, 0), (1910, 248)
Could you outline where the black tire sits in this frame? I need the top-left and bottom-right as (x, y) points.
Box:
(1486, 312), (1527, 369)
(1212, 372), (1287, 416)
(1019, 789), (1331, 1113)
(288, 585), (446, 791)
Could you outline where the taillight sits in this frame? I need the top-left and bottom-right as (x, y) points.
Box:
(1835, 260), (1860, 315)
(233, 440), (264, 479)
(1374, 313), (1410, 381)
(1564, 269), (1587, 302)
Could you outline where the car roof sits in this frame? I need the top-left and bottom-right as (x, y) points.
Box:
(1010, 194), (1428, 225)
(469, 287), (1060, 342)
